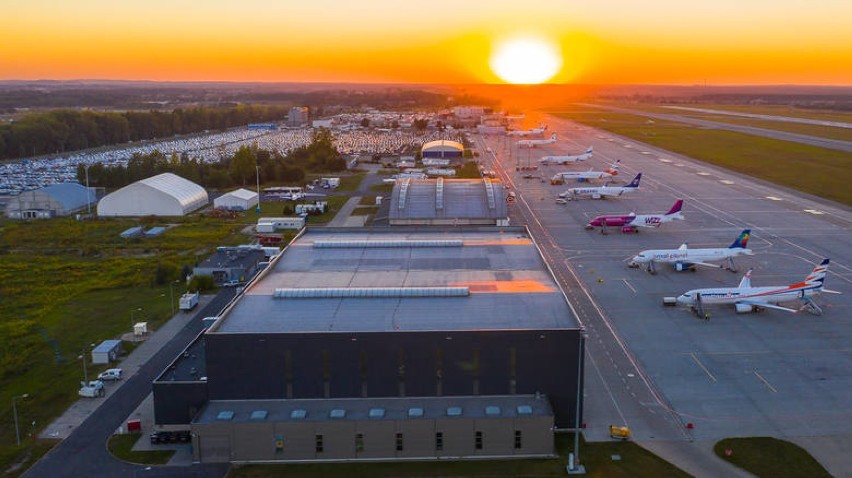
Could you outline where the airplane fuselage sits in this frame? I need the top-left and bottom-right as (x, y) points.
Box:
(678, 284), (819, 307)
(636, 247), (751, 265)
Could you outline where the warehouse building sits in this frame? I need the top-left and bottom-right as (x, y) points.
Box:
(97, 173), (208, 217)
(193, 246), (265, 285)
(5, 183), (95, 219)
(214, 188), (259, 211)
(421, 140), (464, 160)
(388, 178), (509, 226)
(153, 227), (584, 464)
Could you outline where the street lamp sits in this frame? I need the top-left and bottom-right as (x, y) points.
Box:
(168, 280), (180, 316)
(255, 165), (262, 214)
(83, 163), (93, 214)
(130, 307), (143, 330)
(12, 393), (30, 446)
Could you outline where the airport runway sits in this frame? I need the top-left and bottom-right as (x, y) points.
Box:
(579, 103), (852, 153)
(473, 115), (852, 447)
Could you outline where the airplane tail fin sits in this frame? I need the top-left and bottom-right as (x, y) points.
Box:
(738, 269), (753, 288)
(803, 258), (830, 288)
(585, 146), (593, 154)
(728, 229), (751, 249)
(604, 160), (620, 175)
(625, 173), (642, 188)
(665, 199), (684, 216)
(550, 133), (558, 140)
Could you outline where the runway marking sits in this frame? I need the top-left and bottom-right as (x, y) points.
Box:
(622, 279), (637, 294)
(696, 172), (711, 176)
(804, 209), (825, 215)
(690, 353), (717, 382)
(719, 179), (735, 185)
(753, 370), (778, 393)
(765, 196), (783, 201)
(641, 151), (652, 155)
(657, 158), (672, 163)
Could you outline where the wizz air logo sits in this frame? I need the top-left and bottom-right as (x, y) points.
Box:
(645, 217), (661, 225)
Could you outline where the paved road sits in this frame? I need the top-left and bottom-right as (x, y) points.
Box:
(580, 103), (852, 153)
(25, 292), (235, 478)
(663, 106), (852, 129)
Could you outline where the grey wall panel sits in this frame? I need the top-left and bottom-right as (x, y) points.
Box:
(232, 423), (274, 461)
(153, 381), (208, 425)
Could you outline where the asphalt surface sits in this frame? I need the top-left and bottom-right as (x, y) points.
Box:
(474, 115), (852, 476)
(580, 103), (852, 153)
(25, 291), (235, 478)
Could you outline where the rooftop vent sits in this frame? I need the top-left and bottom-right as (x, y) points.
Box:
(216, 411), (234, 421)
(408, 407), (424, 418)
(447, 407), (463, 417)
(329, 409), (346, 419)
(484, 178), (496, 210)
(368, 408), (386, 419)
(290, 409), (307, 420)
(516, 405), (533, 416)
(436, 177), (444, 210)
(274, 287), (470, 299)
(398, 178), (411, 210)
(313, 239), (462, 249)
(250, 410), (268, 421)
(485, 406), (501, 416)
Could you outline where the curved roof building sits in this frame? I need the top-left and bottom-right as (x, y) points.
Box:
(97, 173), (208, 217)
(421, 140), (464, 158)
(5, 183), (96, 219)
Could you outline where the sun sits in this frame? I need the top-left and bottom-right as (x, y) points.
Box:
(490, 37), (562, 84)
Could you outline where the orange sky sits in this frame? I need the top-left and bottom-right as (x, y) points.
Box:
(2, 0), (851, 85)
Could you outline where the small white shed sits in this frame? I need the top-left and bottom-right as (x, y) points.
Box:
(91, 339), (123, 364)
(214, 188), (259, 211)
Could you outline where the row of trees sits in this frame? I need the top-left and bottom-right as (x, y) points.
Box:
(77, 129), (344, 190)
(0, 105), (291, 160)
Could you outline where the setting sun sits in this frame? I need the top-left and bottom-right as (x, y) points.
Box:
(489, 37), (563, 84)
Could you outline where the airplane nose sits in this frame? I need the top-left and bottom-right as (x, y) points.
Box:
(676, 295), (689, 305)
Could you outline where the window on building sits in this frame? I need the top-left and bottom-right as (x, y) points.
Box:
(315, 434), (324, 453)
(395, 433), (404, 452)
(514, 430), (522, 449)
(475, 431), (483, 450)
(435, 432), (444, 451)
(355, 433), (365, 453)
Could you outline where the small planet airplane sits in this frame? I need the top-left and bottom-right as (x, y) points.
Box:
(507, 124), (547, 136)
(675, 258), (836, 315)
(539, 146), (594, 165)
(551, 160), (618, 184)
(559, 173), (642, 200)
(585, 198), (684, 234)
(517, 132), (558, 148)
(630, 229), (752, 273)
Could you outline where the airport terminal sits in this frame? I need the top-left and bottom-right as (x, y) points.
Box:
(153, 226), (585, 463)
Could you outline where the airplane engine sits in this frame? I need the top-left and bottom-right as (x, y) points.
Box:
(674, 263), (693, 272)
(735, 303), (755, 314)
(621, 226), (638, 233)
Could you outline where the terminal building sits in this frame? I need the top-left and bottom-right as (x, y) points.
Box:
(4, 183), (96, 219)
(153, 227), (584, 464)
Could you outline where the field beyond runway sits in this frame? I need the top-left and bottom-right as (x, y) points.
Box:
(474, 116), (852, 446)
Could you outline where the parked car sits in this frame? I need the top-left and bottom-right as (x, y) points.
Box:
(222, 279), (242, 287)
(97, 368), (122, 381)
(79, 380), (105, 398)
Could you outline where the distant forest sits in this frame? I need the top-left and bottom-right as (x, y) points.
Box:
(0, 105), (290, 160)
(77, 128), (345, 190)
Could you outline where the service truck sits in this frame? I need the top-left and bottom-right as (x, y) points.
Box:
(179, 291), (199, 311)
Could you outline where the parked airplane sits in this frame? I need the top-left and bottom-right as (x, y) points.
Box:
(630, 229), (752, 273)
(539, 147), (594, 165)
(559, 173), (642, 200)
(551, 160), (619, 184)
(585, 199), (684, 234)
(517, 133), (558, 148)
(675, 259), (835, 315)
(507, 125), (547, 137)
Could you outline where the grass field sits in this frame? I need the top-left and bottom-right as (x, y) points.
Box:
(662, 103), (852, 124)
(0, 211), (261, 473)
(714, 437), (831, 478)
(553, 109), (852, 206)
(684, 116), (852, 142)
(227, 434), (690, 478)
(107, 433), (175, 465)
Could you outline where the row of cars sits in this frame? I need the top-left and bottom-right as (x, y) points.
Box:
(78, 368), (122, 398)
(150, 430), (191, 444)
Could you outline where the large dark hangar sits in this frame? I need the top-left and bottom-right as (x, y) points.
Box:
(153, 226), (585, 463)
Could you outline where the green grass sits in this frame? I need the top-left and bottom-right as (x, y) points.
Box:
(455, 161), (482, 179)
(227, 434), (689, 478)
(108, 433), (175, 465)
(672, 115), (852, 142)
(369, 183), (394, 194)
(303, 196), (350, 225)
(0, 439), (57, 478)
(358, 195), (378, 206)
(335, 173), (365, 192)
(714, 437), (831, 478)
(553, 109), (852, 206)
(0, 212), (254, 473)
(662, 103), (852, 124)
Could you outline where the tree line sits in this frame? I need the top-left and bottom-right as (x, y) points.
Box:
(77, 128), (345, 190)
(0, 105), (291, 160)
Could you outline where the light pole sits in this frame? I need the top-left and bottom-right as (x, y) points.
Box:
(568, 332), (587, 474)
(168, 280), (180, 316)
(130, 307), (143, 330)
(12, 393), (29, 447)
(255, 165), (261, 214)
(84, 163), (92, 214)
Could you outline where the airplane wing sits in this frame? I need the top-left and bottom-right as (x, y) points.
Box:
(686, 261), (725, 269)
(736, 299), (798, 313)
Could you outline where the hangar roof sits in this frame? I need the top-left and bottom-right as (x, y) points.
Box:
(389, 178), (508, 221)
(213, 227), (578, 334)
(193, 394), (553, 425)
(219, 188), (258, 201)
(138, 173), (208, 210)
(421, 140), (464, 152)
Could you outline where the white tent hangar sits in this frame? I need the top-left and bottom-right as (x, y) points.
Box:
(214, 188), (258, 211)
(97, 173), (208, 217)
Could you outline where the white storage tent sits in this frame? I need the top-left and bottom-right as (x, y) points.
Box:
(97, 173), (208, 217)
(214, 188), (259, 211)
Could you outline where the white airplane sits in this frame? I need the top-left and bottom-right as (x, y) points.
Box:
(675, 259), (836, 315)
(559, 173), (641, 200)
(539, 147), (593, 165)
(551, 160), (618, 184)
(517, 133), (558, 148)
(507, 125), (547, 137)
(586, 199), (684, 234)
(630, 229), (753, 274)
